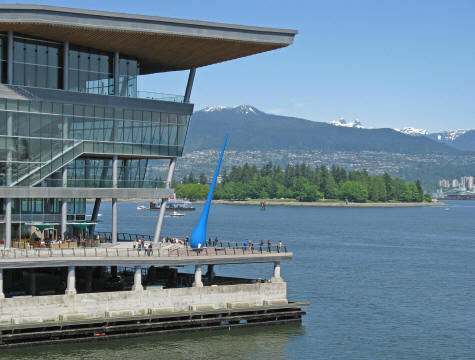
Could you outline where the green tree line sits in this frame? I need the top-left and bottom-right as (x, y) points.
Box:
(175, 163), (431, 203)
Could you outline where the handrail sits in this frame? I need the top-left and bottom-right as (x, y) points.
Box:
(0, 244), (287, 259)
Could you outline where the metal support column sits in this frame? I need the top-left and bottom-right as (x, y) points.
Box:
(63, 41), (69, 89)
(66, 266), (76, 295)
(193, 265), (203, 287)
(184, 67), (196, 103)
(4, 199), (11, 248)
(7, 31), (13, 84)
(132, 266), (143, 292)
(5, 32), (13, 248)
(153, 157), (176, 243)
(61, 166), (68, 239)
(113, 51), (119, 96)
(112, 155), (118, 243)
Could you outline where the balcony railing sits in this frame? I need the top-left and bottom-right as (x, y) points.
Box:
(136, 91), (184, 103)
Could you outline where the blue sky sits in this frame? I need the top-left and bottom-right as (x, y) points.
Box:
(6, 0), (475, 131)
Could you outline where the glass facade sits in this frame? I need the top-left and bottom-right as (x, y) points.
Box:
(68, 45), (114, 95)
(13, 35), (63, 89)
(0, 33), (7, 84)
(0, 32), (192, 233)
(0, 98), (190, 186)
(118, 57), (138, 97)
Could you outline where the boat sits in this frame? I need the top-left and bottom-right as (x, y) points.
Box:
(137, 205), (147, 210)
(168, 211), (185, 217)
(149, 195), (196, 211)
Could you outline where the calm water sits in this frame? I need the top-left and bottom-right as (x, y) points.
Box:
(3, 201), (475, 359)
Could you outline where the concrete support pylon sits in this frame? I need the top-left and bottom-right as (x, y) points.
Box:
(66, 266), (77, 295)
(132, 266), (143, 292)
(193, 265), (203, 287)
(0, 269), (4, 299)
(271, 261), (283, 283)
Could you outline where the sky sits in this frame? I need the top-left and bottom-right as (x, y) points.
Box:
(5, 0), (475, 132)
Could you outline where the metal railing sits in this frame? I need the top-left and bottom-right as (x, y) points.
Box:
(0, 244), (288, 259)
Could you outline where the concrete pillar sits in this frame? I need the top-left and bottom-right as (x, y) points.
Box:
(271, 261), (283, 283)
(29, 269), (36, 296)
(153, 158), (176, 244)
(193, 265), (203, 287)
(112, 155), (118, 243)
(206, 265), (215, 282)
(66, 266), (76, 295)
(4, 199), (11, 248)
(132, 266), (143, 292)
(0, 269), (4, 299)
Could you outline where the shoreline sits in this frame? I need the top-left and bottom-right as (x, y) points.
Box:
(194, 200), (444, 207)
(88, 199), (444, 207)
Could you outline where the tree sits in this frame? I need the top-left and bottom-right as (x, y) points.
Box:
(340, 181), (368, 202)
(199, 173), (208, 185)
(415, 180), (424, 202)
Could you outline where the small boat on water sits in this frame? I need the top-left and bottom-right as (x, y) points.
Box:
(168, 211), (185, 217)
(149, 194), (196, 211)
(137, 205), (147, 210)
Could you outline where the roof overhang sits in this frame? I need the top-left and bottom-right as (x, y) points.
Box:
(0, 5), (297, 74)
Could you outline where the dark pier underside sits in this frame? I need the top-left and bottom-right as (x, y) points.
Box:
(0, 302), (307, 349)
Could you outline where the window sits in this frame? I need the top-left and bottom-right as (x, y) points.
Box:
(12, 35), (62, 89)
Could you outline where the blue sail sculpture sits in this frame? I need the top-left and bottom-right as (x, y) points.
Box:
(190, 134), (229, 249)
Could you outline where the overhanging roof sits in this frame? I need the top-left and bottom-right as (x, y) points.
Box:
(0, 5), (297, 74)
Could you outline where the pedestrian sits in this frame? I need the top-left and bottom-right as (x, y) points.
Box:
(267, 240), (272, 252)
(148, 243), (153, 256)
(133, 239), (137, 249)
(278, 240), (282, 253)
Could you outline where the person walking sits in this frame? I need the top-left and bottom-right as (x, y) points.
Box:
(267, 240), (272, 252)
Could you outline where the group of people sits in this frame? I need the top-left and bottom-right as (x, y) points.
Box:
(242, 239), (283, 252)
(132, 238), (154, 255)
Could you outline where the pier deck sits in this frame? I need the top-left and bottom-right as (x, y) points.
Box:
(0, 245), (292, 269)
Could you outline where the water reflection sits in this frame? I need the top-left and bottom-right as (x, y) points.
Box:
(2, 324), (305, 360)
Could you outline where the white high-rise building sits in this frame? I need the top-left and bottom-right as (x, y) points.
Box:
(461, 176), (474, 190)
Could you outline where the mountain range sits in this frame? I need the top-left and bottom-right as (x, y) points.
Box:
(173, 105), (475, 190)
(186, 105), (470, 154)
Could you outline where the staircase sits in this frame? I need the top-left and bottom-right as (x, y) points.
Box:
(11, 141), (85, 187)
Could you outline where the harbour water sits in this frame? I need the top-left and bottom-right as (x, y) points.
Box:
(3, 200), (474, 359)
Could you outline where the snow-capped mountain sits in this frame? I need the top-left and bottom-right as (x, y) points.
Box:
(200, 105), (261, 115)
(431, 129), (469, 142)
(395, 127), (429, 136)
(330, 117), (364, 129)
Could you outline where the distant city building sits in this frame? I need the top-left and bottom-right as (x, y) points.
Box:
(451, 179), (460, 188)
(438, 179), (450, 189)
(461, 176), (474, 190)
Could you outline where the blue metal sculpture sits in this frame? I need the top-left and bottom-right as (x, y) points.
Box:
(190, 134), (229, 249)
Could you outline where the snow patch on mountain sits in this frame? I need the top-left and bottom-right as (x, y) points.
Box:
(202, 105), (230, 112)
(432, 129), (469, 141)
(330, 117), (364, 129)
(395, 127), (429, 136)
(200, 105), (261, 115)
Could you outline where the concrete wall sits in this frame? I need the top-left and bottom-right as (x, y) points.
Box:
(0, 282), (287, 325)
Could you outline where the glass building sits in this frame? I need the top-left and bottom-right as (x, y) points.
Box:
(0, 5), (296, 246)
